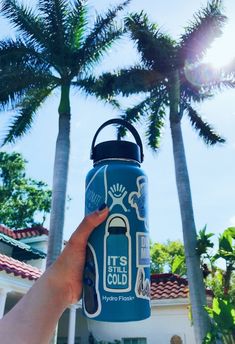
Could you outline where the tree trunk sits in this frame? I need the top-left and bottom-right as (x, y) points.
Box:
(169, 71), (210, 344)
(46, 84), (71, 344)
(46, 83), (71, 267)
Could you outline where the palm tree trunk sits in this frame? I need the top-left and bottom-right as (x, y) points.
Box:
(169, 71), (210, 344)
(46, 84), (71, 267)
(46, 84), (71, 344)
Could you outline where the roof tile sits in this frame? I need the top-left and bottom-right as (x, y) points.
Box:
(0, 254), (42, 280)
(0, 254), (211, 300)
(0, 233), (46, 260)
(150, 273), (188, 300)
(0, 225), (48, 240)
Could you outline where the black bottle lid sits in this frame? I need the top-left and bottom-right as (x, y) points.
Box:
(91, 119), (144, 164)
(108, 216), (127, 234)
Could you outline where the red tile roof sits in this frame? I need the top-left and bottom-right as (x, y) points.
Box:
(0, 256), (210, 300)
(151, 273), (189, 300)
(0, 254), (42, 281)
(0, 224), (48, 240)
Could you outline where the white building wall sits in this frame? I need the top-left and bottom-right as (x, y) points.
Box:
(87, 301), (196, 344)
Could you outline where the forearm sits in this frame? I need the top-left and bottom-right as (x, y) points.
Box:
(0, 266), (70, 344)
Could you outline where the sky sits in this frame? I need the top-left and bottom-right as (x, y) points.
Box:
(0, 0), (235, 245)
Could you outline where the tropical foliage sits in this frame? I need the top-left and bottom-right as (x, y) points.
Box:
(150, 240), (186, 275)
(0, 151), (51, 228)
(0, 0), (130, 266)
(87, 1), (235, 342)
(197, 227), (235, 343)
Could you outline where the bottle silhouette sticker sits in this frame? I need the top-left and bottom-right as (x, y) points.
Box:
(104, 214), (131, 292)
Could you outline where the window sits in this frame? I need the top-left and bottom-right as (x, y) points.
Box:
(123, 338), (147, 344)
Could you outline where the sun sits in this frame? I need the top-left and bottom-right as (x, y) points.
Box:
(203, 27), (235, 69)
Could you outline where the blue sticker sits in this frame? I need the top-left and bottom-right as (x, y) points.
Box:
(104, 214), (131, 292)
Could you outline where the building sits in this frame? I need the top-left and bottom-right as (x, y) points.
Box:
(88, 274), (196, 344)
(0, 224), (47, 322)
(0, 224), (197, 344)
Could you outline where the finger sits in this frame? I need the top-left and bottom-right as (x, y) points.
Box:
(69, 205), (109, 246)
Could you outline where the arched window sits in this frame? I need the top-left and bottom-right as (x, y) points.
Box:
(170, 335), (183, 344)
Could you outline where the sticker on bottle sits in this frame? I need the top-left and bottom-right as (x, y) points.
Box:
(136, 232), (150, 267)
(135, 233), (150, 300)
(103, 214), (131, 292)
(85, 165), (108, 213)
(129, 176), (149, 229)
(83, 243), (101, 317)
(135, 268), (151, 300)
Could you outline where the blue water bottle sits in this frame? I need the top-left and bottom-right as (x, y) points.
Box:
(83, 118), (150, 322)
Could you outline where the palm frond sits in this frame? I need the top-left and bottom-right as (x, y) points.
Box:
(0, 38), (50, 70)
(1, 0), (47, 48)
(183, 62), (235, 92)
(146, 101), (166, 150)
(185, 103), (225, 145)
(2, 85), (56, 145)
(118, 96), (153, 137)
(72, 77), (120, 108)
(78, 24), (124, 72)
(38, 0), (70, 52)
(77, 0), (130, 71)
(180, 73), (212, 103)
(179, 0), (227, 64)
(125, 12), (176, 72)
(0, 60), (56, 110)
(77, 67), (164, 98)
(66, 0), (88, 50)
(83, 0), (130, 49)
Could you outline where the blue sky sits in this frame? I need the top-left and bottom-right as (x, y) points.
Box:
(0, 0), (235, 244)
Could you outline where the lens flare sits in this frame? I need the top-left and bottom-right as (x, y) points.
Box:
(184, 62), (218, 87)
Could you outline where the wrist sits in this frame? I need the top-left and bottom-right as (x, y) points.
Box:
(43, 263), (72, 309)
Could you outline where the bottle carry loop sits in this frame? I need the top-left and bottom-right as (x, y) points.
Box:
(90, 118), (144, 163)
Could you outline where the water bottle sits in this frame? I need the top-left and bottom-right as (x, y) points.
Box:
(83, 118), (150, 322)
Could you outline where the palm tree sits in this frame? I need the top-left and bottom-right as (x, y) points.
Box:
(83, 1), (235, 342)
(0, 0), (130, 267)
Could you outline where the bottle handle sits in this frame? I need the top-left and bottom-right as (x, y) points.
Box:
(90, 118), (144, 162)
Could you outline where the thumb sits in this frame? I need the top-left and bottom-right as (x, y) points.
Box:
(69, 204), (109, 246)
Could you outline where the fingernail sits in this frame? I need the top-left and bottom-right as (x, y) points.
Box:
(98, 203), (107, 212)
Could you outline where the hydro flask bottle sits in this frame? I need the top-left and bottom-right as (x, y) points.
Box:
(83, 118), (150, 322)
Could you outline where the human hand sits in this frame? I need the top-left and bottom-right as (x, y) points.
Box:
(47, 205), (109, 306)
(0, 206), (109, 344)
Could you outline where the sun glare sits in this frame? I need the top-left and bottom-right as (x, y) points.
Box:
(203, 27), (235, 69)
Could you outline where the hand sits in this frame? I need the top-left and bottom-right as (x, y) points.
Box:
(0, 206), (109, 344)
(47, 205), (109, 306)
